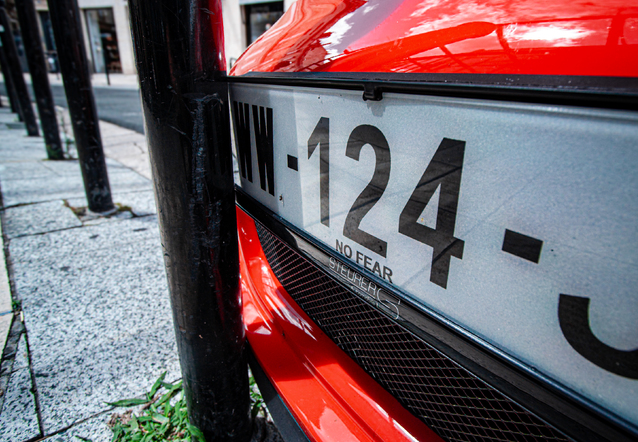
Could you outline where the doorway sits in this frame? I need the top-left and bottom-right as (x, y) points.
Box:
(84, 8), (121, 74)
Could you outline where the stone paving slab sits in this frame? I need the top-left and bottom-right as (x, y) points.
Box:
(0, 107), (17, 121)
(0, 137), (50, 163)
(38, 160), (89, 177)
(101, 130), (146, 145)
(0, 335), (40, 442)
(4, 122), (25, 130)
(109, 154), (151, 181)
(101, 141), (147, 159)
(42, 412), (113, 442)
(31, 159), (130, 177)
(10, 216), (179, 435)
(11, 332), (29, 373)
(100, 120), (150, 180)
(67, 189), (157, 219)
(0, 315), (10, 365)
(104, 153), (151, 181)
(2, 201), (82, 239)
(0, 107), (149, 181)
(0, 136), (49, 150)
(99, 123), (138, 138)
(0, 132), (150, 212)
(0, 169), (152, 208)
(0, 161), (55, 181)
(1, 175), (86, 207)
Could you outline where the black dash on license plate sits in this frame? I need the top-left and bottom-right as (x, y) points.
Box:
(502, 229), (543, 263)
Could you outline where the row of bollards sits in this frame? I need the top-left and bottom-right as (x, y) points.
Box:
(0, 0), (113, 213)
(2, 0), (251, 439)
(47, 0), (114, 213)
(0, 25), (20, 115)
(0, 0), (38, 136)
(14, 0), (62, 159)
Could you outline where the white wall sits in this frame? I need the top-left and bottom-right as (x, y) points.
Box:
(223, 0), (296, 71)
(111, 2), (135, 75)
(222, 0), (246, 70)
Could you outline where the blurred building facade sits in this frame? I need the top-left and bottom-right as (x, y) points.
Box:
(223, 0), (296, 68)
(29, 0), (295, 76)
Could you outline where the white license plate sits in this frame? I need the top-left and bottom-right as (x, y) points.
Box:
(230, 82), (638, 425)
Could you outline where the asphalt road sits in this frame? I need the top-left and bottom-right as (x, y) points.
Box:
(0, 81), (145, 134)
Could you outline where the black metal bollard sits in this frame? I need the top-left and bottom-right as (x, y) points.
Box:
(47, 0), (114, 213)
(129, 0), (252, 440)
(0, 0), (38, 135)
(102, 46), (110, 86)
(15, 0), (63, 159)
(0, 44), (20, 114)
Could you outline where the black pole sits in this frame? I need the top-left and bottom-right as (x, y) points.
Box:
(47, 0), (114, 213)
(101, 41), (109, 86)
(129, 1), (251, 440)
(0, 0), (38, 135)
(0, 43), (20, 114)
(15, 0), (63, 159)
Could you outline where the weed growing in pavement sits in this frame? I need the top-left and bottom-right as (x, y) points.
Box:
(63, 200), (86, 217)
(55, 107), (76, 159)
(107, 372), (205, 442)
(11, 299), (21, 311)
(63, 200), (136, 220)
(108, 371), (267, 441)
(249, 371), (267, 420)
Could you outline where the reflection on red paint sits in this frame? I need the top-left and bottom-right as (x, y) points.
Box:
(200, 0), (226, 72)
(237, 207), (442, 442)
(230, 0), (638, 77)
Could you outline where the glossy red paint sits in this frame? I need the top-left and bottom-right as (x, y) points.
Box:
(202, 0), (227, 72)
(230, 0), (638, 77)
(237, 207), (442, 442)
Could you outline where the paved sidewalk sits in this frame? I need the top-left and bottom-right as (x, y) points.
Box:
(0, 103), (179, 441)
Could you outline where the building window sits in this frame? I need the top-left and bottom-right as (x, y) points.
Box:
(38, 11), (58, 72)
(244, 1), (283, 45)
(84, 8), (122, 74)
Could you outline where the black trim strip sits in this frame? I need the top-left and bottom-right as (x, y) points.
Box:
(247, 346), (311, 442)
(236, 186), (638, 442)
(228, 72), (638, 111)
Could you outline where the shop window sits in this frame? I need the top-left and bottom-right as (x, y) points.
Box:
(38, 11), (58, 72)
(84, 8), (122, 74)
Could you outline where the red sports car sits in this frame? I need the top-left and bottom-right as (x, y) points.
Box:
(228, 1), (638, 441)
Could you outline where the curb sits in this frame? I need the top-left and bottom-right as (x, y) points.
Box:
(0, 187), (13, 363)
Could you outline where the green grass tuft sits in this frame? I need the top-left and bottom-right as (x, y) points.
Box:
(249, 373), (266, 420)
(107, 373), (204, 442)
(109, 371), (267, 441)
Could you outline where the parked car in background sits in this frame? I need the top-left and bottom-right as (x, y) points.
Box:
(228, 1), (638, 440)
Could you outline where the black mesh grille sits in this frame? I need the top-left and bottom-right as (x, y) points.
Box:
(255, 222), (571, 442)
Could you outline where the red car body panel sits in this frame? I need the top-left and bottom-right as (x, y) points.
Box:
(238, 208), (442, 442)
(232, 1), (638, 440)
(231, 0), (638, 77)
